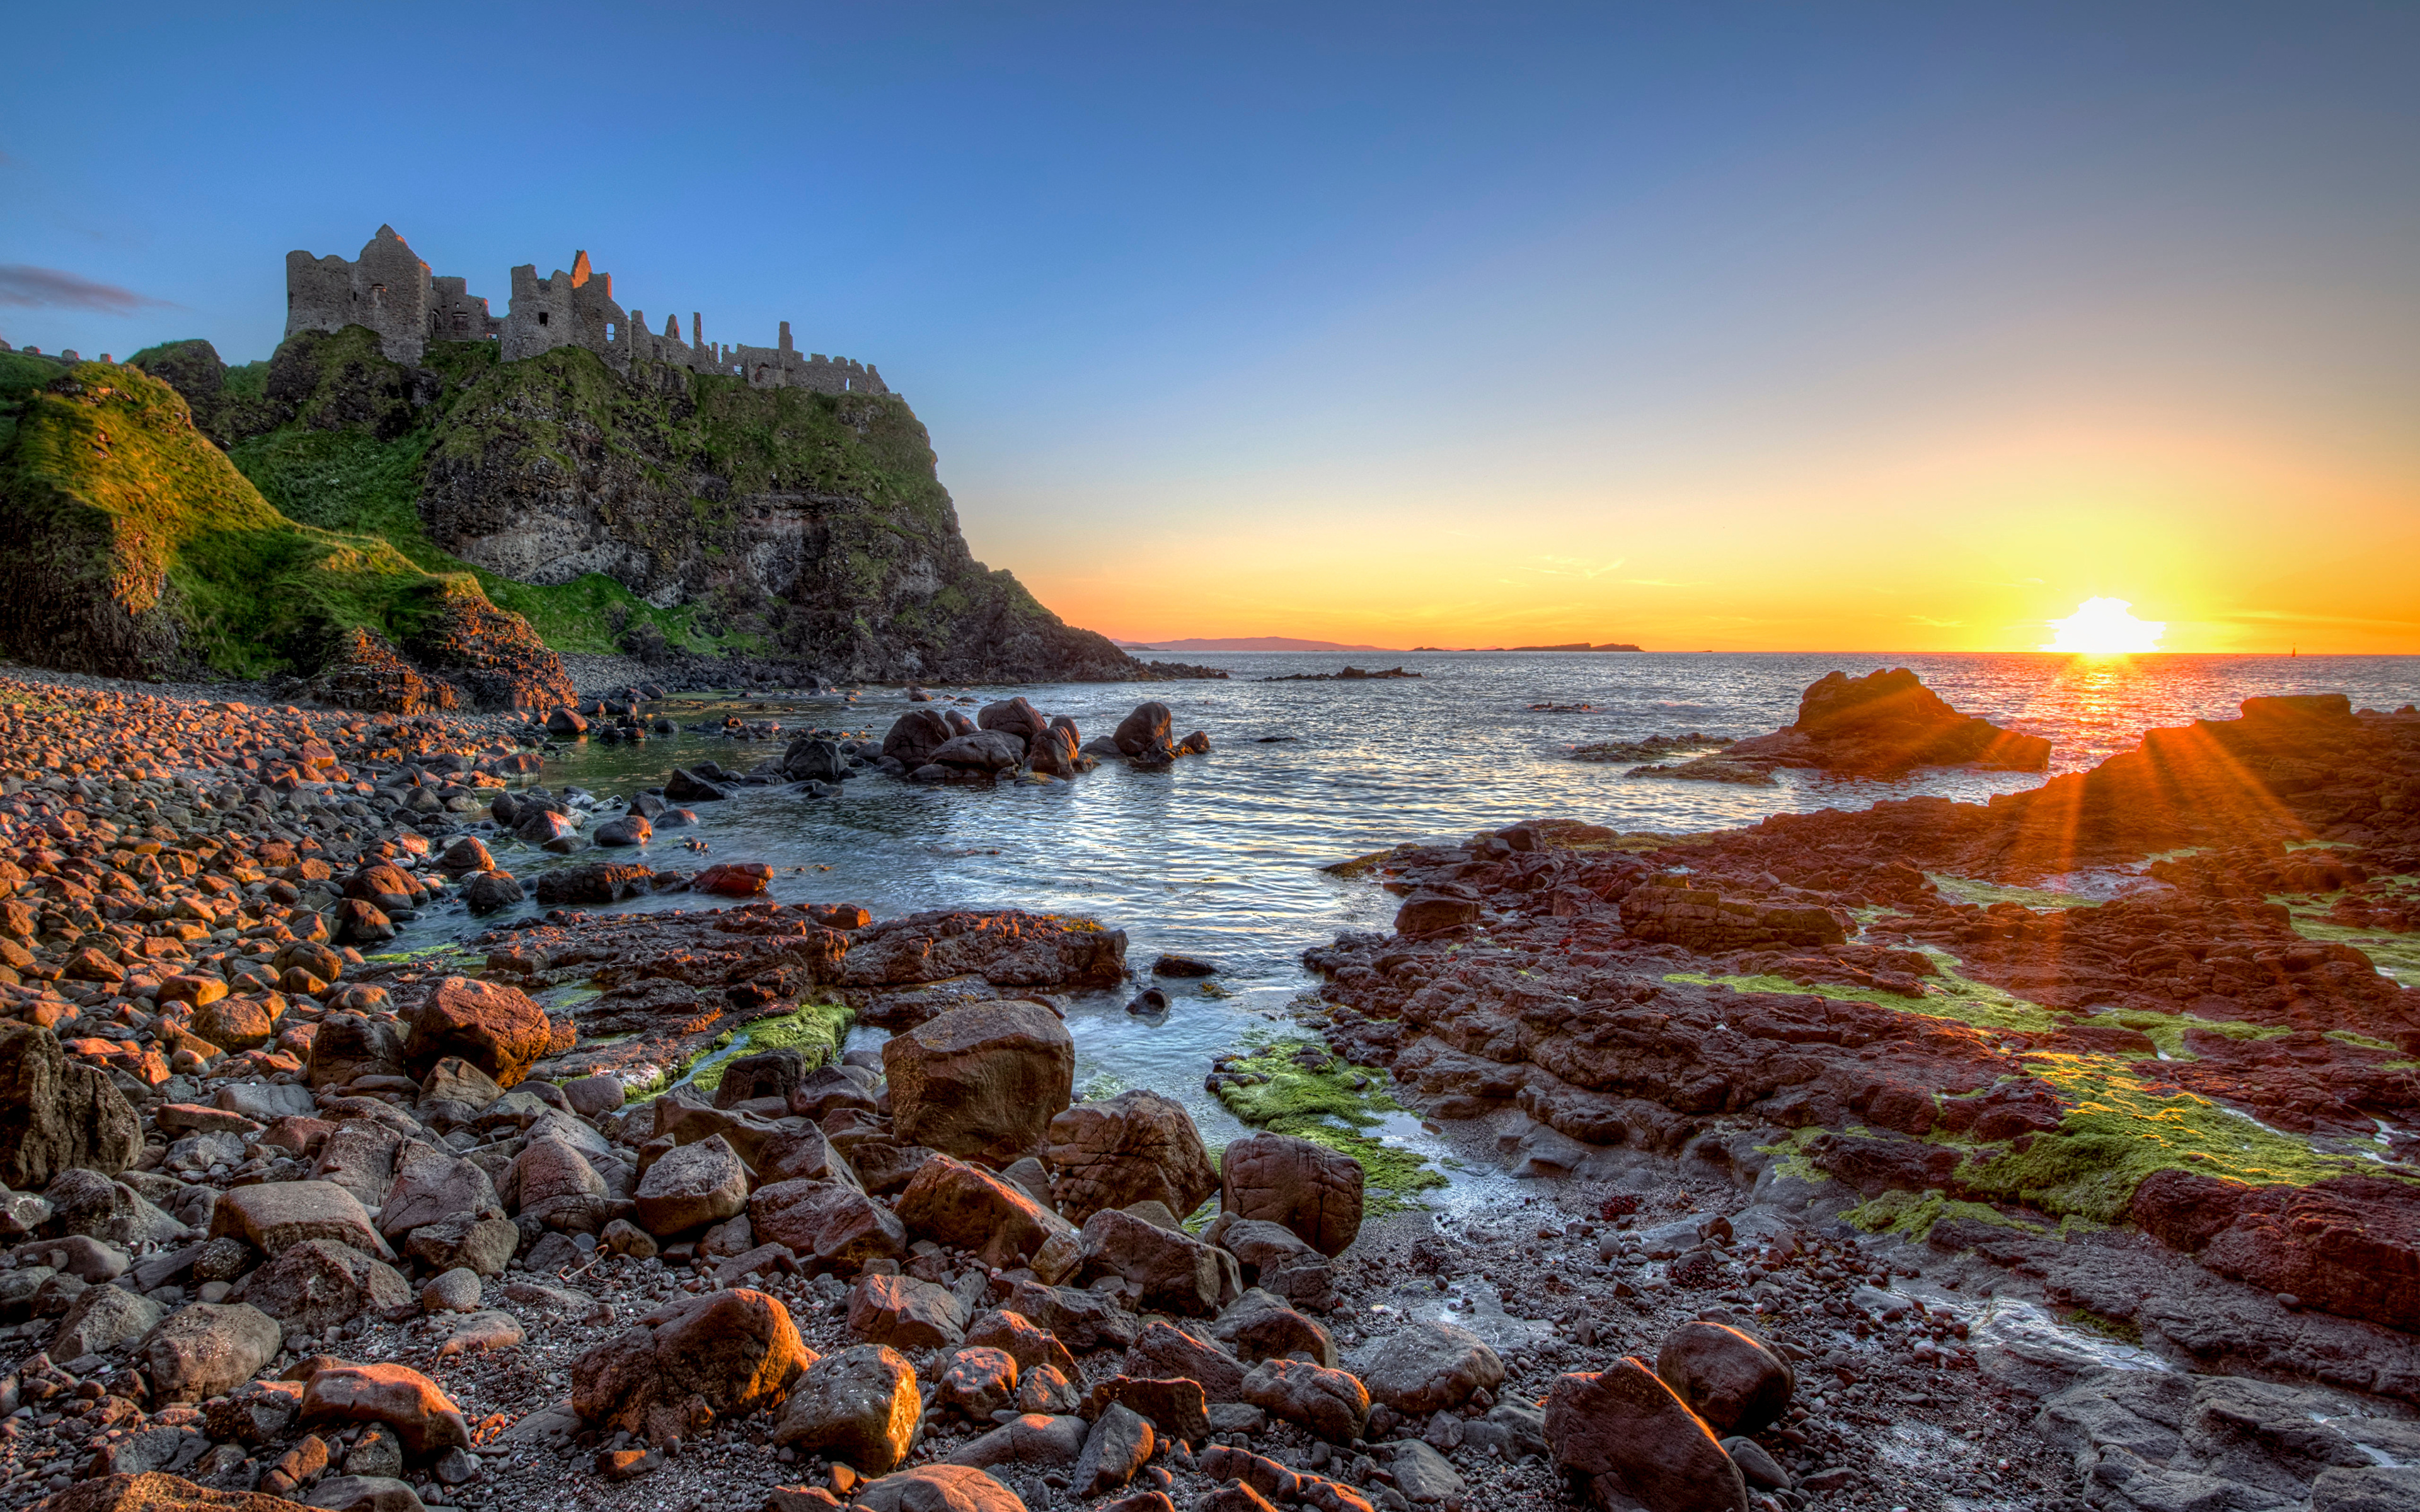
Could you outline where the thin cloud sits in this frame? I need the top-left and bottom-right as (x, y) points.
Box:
(1622, 578), (1704, 588)
(0, 265), (175, 314)
(1908, 615), (1963, 627)
(1524, 555), (1627, 580)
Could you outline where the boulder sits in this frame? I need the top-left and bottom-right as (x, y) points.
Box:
(34, 1474), (297, 1511)
(1654, 1322), (1794, 1437)
(570, 1288), (810, 1443)
(935, 1346), (1020, 1419)
(400, 977), (552, 1087)
(849, 1273), (967, 1351)
(965, 1310), (1078, 1379)
(532, 861), (652, 903)
(51, 1283), (166, 1358)
(749, 1179), (909, 1268)
(769, 1343), (920, 1474)
(1124, 1320), (1247, 1402)
(378, 1154), (504, 1239)
(895, 1155), (1073, 1269)
(1084, 1375), (1211, 1447)
(947, 1413), (1090, 1471)
(1213, 1288), (1335, 1366)
(400, 1217), (519, 1278)
(1113, 703), (1173, 759)
(856, 1465), (1029, 1512)
(1078, 1206), (1225, 1315)
(1776, 667), (2053, 776)
(306, 1475), (427, 1512)
(299, 1362), (472, 1457)
(1074, 1402), (1155, 1495)
(143, 1302), (282, 1403)
(190, 995), (279, 1053)
(1351, 1320), (1503, 1414)
(881, 710), (957, 768)
(714, 1047), (811, 1109)
(0, 1021), (140, 1188)
(1046, 1091), (1218, 1225)
(633, 1134), (750, 1236)
(212, 1181), (393, 1260)
(884, 1002), (1074, 1166)
(783, 737), (849, 784)
(977, 697), (1049, 747)
(1240, 1358), (1369, 1443)
(306, 1015), (408, 1089)
(1545, 1357), (1748, 1512)
(1001, 1280), (1141, 1353)
(928, 731), (1028, 774)
(1202, 1215), (1332, 1310)
(231, 1239), (411, 1332)
(461, 871), (524, 916)
(1218, 1134), (1364, 1257)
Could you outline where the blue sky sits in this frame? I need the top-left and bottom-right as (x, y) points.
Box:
(6, 3), (2417, 649)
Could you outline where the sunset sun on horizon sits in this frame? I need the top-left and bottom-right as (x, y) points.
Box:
(2043, 597), (2167, 655)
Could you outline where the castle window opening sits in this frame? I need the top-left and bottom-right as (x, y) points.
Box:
(538, 311), (548, 326)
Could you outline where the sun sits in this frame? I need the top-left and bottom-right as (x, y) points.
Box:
(2043, 597), (2164, 654)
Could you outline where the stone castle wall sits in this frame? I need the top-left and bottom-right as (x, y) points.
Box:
(282, 226), (886, 394)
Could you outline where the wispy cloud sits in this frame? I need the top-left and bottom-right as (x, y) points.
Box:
(1523, 555), (1627, 580)
(2222, 609), (2420, 629)
(0, 265), (174, 314)
(1622, 578), (1703, 588)
(1908, 615), (1964, 627)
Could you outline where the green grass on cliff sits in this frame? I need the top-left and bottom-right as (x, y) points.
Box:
(0, 358), (530, 677)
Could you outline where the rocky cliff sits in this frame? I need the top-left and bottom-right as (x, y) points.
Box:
(0, 353), (572, 707)
(130, 328), (1172, 685)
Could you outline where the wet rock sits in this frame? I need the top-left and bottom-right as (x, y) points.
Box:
(1655, 1321), (1794, 1437)
(770, 1343), (921, 1474)
(883, 1001), (1075, 1165)
(461, 871), (524, 915)
(1114, 702), (1173, 759)
(1218, 1133), (1364, 1257)
(299, 1361), (473, 1457)
(1545, 1357), (1748, 1512)
(534, 860), (652, 903)
(571, 1287), (810, 1443)
(0, 1021), (141, 1188)
(143, 1301), (283, 1403)
(1046, 1089), (1218, 1225)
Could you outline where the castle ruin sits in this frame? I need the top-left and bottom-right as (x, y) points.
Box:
(283, 226), (889, 396)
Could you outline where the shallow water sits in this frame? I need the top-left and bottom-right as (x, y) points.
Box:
(390, 651), (2420, 1179)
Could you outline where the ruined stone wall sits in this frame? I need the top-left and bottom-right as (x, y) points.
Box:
(287, 226), (889, 391)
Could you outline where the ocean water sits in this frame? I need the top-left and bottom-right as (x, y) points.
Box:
(394, 651), (2420, 1188)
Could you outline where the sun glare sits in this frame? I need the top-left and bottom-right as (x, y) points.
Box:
(2043, 597), (2164, 654)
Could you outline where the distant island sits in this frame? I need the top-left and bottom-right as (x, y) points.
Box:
(1407, 641), (1645, 652)
(1116, 636), (1400, 652)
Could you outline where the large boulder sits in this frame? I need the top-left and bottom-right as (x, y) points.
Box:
(1046, 1091), (1218, 1225)
(855, 1465), (1029, 1512)
(884, 1002), (1074, 1165)
(633, 1134), (750, 1236)
(570, 1288), (810, 1443)
(1350, 1320), (1504, 1415)
(378, 1154), (504, 1239)
(881, 710), (956, 769)
(212, 1181), (394, 1260)
(305, 1014), (407, 1089)
(1202, 1215), (1332, 1310)
(749, 1179), (909, 1269)
(1752, 667), (2052, 777)
(297, 1362), (472, 1457)
(928, 731), (1028, 774)
(1076, 1207), (1226, 1316)
(850, 1274), (967, 1351)
(894, 1155), (1073, 1269)
(230, 1239), (411, 1333)
(977, 697), (1049, 747)
(1218, 1134), (1364, 1258)
(1545, 1358), (1748, 1512)
(1654, 1322), (1794, 1437)
(400, 977), (551, 1087)
(769, 1343), (920, 1474)
(1112, 702), (1173, 759)
(33, 1474), (297, 1511)
(143, 1302), (283, 1404)
(0, 1021), (140, 1188)
(1240, 1358), (1369, 1444)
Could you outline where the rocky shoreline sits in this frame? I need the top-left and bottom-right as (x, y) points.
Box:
(0, 665), (2410, 1512)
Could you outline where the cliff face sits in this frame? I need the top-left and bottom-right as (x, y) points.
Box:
(0, 355), (571, 709)
(135, 329), (1156, 685)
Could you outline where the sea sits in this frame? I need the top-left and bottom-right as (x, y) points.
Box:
(388, 651), (2420, 1206)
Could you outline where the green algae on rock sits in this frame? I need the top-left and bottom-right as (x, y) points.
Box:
(1209, 1032), (1448, 1215)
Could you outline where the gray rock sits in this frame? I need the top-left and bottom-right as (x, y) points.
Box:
(142, 1300), (283, 1402)
(421, 1268), (482, 1313)
(230, 1238), (412, 1332)
(51, 1283), (166, 1357)
(2313, 1466), (2420, 1512)
(308, 1473), (427, 1512)
(947, 1412), (1090, 1470)
(1351, 1320), (1504, 1415)
(633, 1134), (749, 1235)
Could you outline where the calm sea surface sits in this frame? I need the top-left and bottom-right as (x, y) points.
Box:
(393, 652), (2420, 1196)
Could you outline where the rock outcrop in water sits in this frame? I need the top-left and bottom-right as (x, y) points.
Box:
(1630, 668), (2051, 783)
